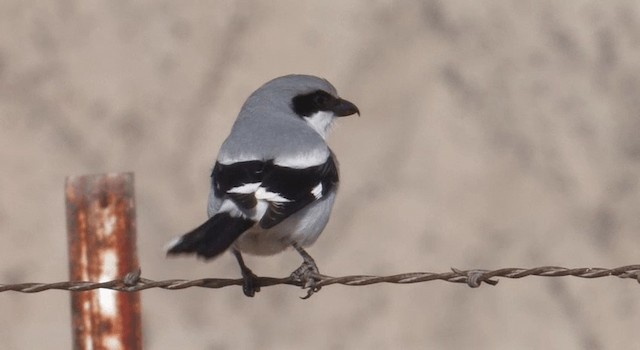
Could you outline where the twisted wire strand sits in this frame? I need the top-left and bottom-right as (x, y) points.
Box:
(1, 265), (639, 293)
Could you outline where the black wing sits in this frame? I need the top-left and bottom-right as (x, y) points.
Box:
(212, 160), (265, 210)
(258, 155), (339, 229)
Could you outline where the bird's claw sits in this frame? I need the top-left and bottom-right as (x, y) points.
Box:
(290, 261), (321, 299)
(241, 269), (261, 297)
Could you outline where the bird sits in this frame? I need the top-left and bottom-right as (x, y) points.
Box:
(166, 74), (360, 297)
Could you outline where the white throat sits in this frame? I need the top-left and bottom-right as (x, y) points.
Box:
(304, 111), (335, 139)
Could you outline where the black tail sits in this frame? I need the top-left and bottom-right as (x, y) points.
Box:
(167, 212), (254, 259)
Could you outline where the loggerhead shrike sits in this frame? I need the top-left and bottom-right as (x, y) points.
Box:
(166, 74), (360, 297)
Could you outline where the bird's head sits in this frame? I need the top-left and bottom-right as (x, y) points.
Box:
(243, 74), (360, 139)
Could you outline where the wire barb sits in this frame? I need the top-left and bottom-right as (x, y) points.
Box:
(1, 265), (639, 294)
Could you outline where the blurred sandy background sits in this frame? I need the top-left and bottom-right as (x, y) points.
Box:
(1, 1), (640, 349)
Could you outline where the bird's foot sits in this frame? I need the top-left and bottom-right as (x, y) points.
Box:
(233, 249), (261, 297)
(290, 260), (321, 299)
(240, 267), (261, 297)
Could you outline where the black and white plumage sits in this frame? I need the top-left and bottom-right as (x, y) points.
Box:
(166, 74), (359, 297)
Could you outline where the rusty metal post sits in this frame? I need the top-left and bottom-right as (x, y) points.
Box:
(65, 173), (142, 350)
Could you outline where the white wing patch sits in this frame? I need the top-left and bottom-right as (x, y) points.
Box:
(311, 183), (323, 199)
(227, 182), (261, 194)
(255, 187), (291, 203)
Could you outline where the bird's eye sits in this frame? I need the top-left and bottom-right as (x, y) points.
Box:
(313, 92), (330, 108)
(291, 90), (335, 117)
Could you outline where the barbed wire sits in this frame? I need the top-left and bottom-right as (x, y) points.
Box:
(1, 265), (639, 294)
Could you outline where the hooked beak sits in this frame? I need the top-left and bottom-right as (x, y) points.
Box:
(332, 98), (360, 117)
